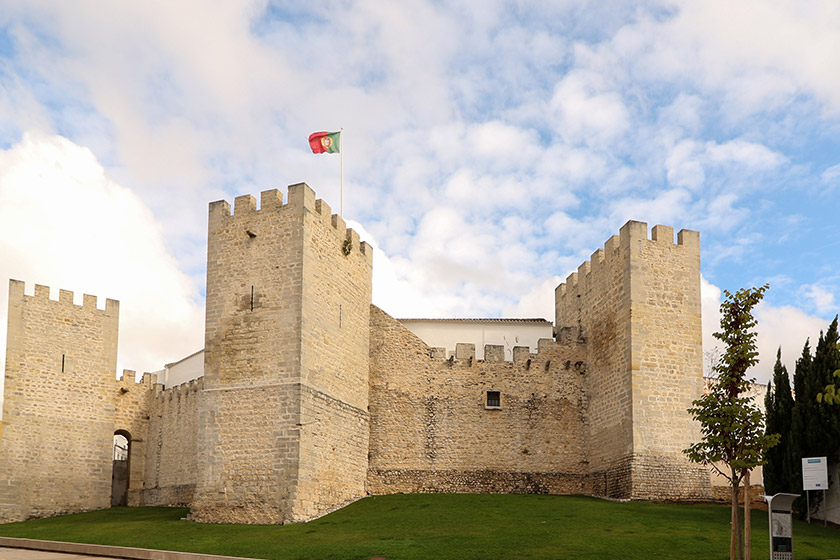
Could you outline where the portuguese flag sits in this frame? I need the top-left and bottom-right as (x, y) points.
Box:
(308, 131), (341, 154)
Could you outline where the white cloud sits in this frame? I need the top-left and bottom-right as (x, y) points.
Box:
(754, 302), (829, 384)
(702, 276), (830, 384)
(666, 140), (705, 190)
(630, 1), (840, 117)
(658, 94), (704, 135)
(701, 275), (723, 376)
(804, 284), (837, 315)
(549, 71), (630, 144)
(0, 132), (205, 388)
(608, 189), (692, 230)
(705, 139), (787, 170)
(699, 193), (750, 233)
(505, 276), (559, 320)
(822, 163), (840, 185)
(666, 138), (786, 191)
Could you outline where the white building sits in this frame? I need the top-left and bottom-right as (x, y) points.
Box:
(398, 318), (554, 360)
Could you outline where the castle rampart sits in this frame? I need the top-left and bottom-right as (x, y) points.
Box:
(193, 183), (372, 524)
(113, 369), (159, 507)
(139, 376), (201, 507)
(1, 184), (713, 525)
(0, 281), (119, 522)
(555, 221), (708, 499)
(368, 305), (594, 495)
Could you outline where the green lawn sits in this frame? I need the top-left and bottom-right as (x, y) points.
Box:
(0, 495), (838, 560)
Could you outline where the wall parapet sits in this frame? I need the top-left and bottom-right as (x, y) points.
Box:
(423, 331), (583, 364)
(555, 220), (699, 303)
(9, 279), (118, 314)
(208, 184), (372, 264)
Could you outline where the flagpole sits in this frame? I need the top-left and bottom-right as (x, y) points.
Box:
(340, 127), (344, 218)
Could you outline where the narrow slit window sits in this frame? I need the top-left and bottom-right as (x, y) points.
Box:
(486, 391), (501, 408)
(61, 353), (65, 373)
(250, 285), (254, 311)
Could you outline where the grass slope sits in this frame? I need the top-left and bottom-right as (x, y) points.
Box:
(0, 495), (838, 560)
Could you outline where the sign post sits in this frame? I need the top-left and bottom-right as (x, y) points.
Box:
(801, 456), (828, 525)
(763, 493), (800, 560)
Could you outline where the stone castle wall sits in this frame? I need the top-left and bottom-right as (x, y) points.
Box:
(139, 377), (201, 507)
(0, 281), (119, 522)
(555, 226), (634, 497)
(0, 184), (714, 525)
(294, 194), (372, 521)
(368, 306), (595, 495)
(626, 225), (708, 499)
(113, 369), (158, 506)
(555, 221), (709, 499)
(192, 186), (310, 524)
(192, 184), (372, 524)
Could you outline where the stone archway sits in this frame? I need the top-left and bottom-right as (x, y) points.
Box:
(111, 430), (130, 507)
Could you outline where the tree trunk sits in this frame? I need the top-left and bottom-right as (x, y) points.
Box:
(730, 500), (737, 560)
(744, 470), (751, 560)
(731, 469), (743, 560)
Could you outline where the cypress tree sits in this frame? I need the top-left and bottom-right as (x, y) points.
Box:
(784, 319), (840, 518)
(764, 349), (794, 493)
(764, 379), (777, 491)
(789, 340), (813, 494)
(810, 317), (840, 460)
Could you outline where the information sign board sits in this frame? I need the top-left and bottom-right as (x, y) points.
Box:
(764, 493), (799, 560)
(802, 457), (828, 490)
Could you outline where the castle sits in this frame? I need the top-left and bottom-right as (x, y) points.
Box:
(0, 183), (711, 524)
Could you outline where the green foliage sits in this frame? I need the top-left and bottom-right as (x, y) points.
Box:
(684, 284), (778, 560)
(763, 349), (795, 494)
(685, 285), (779, 482)
(819, 371), (840, 405)
(817, 335), (840, 406)
(810, 318), (840, 455)
(790, 319), (840, 462)
(0, 498), (839, 560)
(763, 316), (840, 516)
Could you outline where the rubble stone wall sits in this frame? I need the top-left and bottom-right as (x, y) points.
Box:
(368, 306), (594, 495)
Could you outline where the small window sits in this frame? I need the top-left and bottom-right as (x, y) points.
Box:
(486, 391), (501, 408)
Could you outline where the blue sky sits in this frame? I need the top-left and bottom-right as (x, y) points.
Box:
(0, 1), (839, 385)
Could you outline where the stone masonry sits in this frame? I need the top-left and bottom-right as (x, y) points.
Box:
(0, 183), (711, 524)
(191, 184), (372, 524)
(0, 281), (119, 521)
(554, 221), (709, 499)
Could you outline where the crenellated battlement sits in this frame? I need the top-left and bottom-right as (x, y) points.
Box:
(426, 328), (584, 364)
(157, 375), (202, 399)
(117, 369), (159, 390)
(555, 220), (699, 302)
(9, 279), (118, 314)
(2, 190), (712, 524)
(208, 183), (372, 264)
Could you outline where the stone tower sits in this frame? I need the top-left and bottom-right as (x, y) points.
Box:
(191, 183), (373, 524)
(555, 221), (710, 499)
(0, 281), (119, 522)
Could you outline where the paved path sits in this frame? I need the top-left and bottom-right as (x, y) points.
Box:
(0, 548), (103, 559)
(0, 539), (265, 560)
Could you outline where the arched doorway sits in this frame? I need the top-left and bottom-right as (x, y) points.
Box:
(111, 430), (130, 507)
